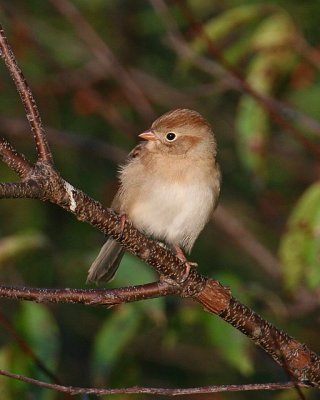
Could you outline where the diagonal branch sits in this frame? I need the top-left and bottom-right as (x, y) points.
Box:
(0, 26), (53, 164)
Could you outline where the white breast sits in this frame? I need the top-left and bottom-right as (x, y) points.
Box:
(126, 177), (215, 252)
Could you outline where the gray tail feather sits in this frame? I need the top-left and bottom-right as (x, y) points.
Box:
(87, 239), (125, 284)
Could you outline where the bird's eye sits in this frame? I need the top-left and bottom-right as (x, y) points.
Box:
(166, 132), (176, 141)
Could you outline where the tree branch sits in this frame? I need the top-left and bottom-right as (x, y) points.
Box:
(0, 281), (179, 306)
(0, 368), (312, 396)
(0, 137), (32, 178)
(0, 181), (41, 199)
(0, 27), (53, 163)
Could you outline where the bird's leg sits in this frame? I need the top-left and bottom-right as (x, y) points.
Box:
(118, 213), (128, 239)
(174, 245), (198, 282)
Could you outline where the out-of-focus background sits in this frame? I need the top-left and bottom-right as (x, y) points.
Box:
(0, 0), (319, 399)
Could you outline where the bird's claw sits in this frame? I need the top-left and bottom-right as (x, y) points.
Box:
(118, 213), (128, 239)
(180, 261), (198, 283)
(174, 244), (198, 283)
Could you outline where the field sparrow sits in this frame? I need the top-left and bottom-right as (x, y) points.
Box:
(87, 109), (221, 284)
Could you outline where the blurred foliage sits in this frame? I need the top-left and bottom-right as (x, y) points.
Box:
(0, 0), (318, 399)
(279, 182), (320, 290)
(0, 302), (59, 400)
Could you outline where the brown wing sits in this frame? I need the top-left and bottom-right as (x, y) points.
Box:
(127, 142), (147, 160)
(111, 142), (147, 212)
(212, 160), (221, 211)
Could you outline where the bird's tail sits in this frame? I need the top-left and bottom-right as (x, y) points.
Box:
(87, 239), (125, 284)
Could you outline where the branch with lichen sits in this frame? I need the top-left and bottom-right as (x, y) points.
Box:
(0, 23), (319, 393)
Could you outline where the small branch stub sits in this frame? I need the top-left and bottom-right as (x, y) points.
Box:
(196, 278), (231, 314)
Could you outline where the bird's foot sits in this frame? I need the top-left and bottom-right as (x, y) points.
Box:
(174, 245), (198, 283)
(180, 261), (198, 283)
(118, 213), (128, 239)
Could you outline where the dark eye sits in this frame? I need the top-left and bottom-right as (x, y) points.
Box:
(166, 132), (176, 141)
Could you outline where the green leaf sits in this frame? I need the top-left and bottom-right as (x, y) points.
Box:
(202, 313), (253, 375)
(279, 182), (320, 290)
(111, 253), (165, 323)
(113, 253), (157, 285)
(251, 11), (297, 49)
(192, 4), (266, 54)
(235, 11), (298, 178)
(15, 302), (59, 372)
(0, 347), (14, 399)
(0, 231), (48, 266)
(236, 96), (269, 177)
(91, 305), (141, 385)
(289, 83), (320, 121)
(10, 302), (60, 400)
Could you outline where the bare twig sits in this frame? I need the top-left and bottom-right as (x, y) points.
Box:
(0, 137), (32, 178)
(0, 28), (53, 163)
(0, 282), (179, 306)
(0, 369), (312, 396)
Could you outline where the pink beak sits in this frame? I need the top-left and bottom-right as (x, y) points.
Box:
(138, 130), (157, 141)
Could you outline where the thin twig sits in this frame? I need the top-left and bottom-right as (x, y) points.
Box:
(0, 137), (32, 178)
(0, 282), (179, 306)
(0, 369), (312, 396)
(0, 27), (53, 163)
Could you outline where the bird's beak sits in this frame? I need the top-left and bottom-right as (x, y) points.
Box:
(138, 130), (157, 141)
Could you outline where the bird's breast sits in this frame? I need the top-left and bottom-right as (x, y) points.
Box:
(121, 171), (216, 252)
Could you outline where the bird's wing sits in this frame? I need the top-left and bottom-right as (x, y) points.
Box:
(127, 142), (147, 160)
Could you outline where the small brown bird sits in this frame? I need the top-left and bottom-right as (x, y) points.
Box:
(87, 109), (221, 284)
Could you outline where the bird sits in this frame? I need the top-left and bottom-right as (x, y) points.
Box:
(87, 108), (221, 284)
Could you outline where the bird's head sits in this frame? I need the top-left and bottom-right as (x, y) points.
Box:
(139, 109), (217, 157)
